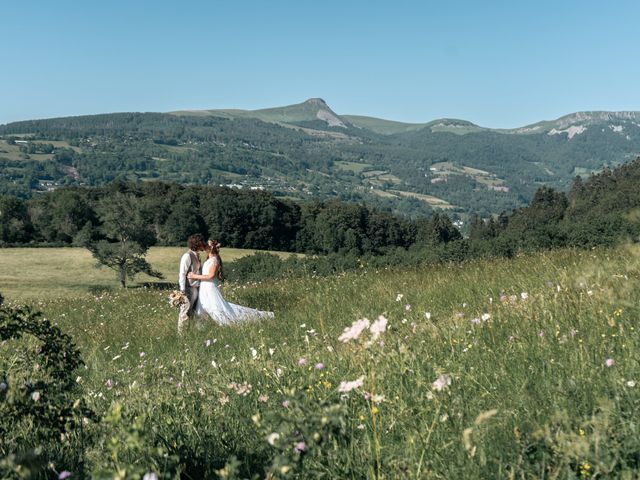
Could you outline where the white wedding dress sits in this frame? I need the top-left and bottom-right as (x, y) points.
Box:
(195, 257), (274, 325)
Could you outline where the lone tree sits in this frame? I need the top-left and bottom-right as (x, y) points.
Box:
(85, 192), (163, 287)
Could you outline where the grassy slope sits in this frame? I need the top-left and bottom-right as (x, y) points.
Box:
(0, 247), (294, 301)
(6, 245), (639, 477)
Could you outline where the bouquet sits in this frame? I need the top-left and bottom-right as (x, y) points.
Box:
(168, 290), (189, 308)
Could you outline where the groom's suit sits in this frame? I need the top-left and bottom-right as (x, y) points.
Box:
(178, 250), (201, 333)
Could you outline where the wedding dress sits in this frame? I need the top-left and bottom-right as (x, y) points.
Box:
(195, 257), (274, 325)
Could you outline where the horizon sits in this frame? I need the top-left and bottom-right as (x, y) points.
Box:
(2, 1), (640, 127)
(4, 97), (640, 130)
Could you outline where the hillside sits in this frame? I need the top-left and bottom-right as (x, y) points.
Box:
(3, 245), (640, 477)
(1, 100), (640, 218)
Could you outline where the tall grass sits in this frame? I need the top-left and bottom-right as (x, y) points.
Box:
(2, 246), (640, 478)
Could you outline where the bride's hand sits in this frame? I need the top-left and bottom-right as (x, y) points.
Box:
(187, 272), (195, 279)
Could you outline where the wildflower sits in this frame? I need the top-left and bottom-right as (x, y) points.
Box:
(371, 406), (380, 415)
(425, 312), (432, 320)
(205, 339), (212, 347)
(508, 335), (515, 342)
(369, 315), (388, 340)
(31, 391), (41, 401)
(605, 358), (615, 367)
(251, 348), (258, 359)
(314, 362), (325, 370)
(267, 433), (280, 446)
(538, 330), (544, 338)
(298, 358), (307, 366)
(338, 318), (370, 343)
(282, 400), (290, 408)
(626, 380), (636, 388)
(139, 352), (145, 358)
(258, 394), (269, 403)
(142, 474), (158, 480)
(218, 395), (230, 405)
(405, 304), (411, 311)
(59, 472), (72, 479)
(471, 317), (481, 325)
(520, 292), (529, 300)
(431, 374), (451, 392)
(338, 376), (365, 393)
(481, 313), (491, 322)
(294, 441), (306, 453)
(111, 355), (121, 361)
(105, 379), (114, 390)
(268, 348), (276, 356)
(0, 382), (7, 391)
(570, 328), (578, 337)
(396, 294), (404, 302)
(579, 463), (591, 478)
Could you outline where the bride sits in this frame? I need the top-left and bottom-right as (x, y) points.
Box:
(187, 240), (274, 325)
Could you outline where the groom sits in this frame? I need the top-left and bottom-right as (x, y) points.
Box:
(178, 233), (206, 334)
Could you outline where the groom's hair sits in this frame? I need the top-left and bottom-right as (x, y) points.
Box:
(188, 233), (205, 250)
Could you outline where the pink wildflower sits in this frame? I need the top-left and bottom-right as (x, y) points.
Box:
(338, 376), (365, 393)
(431, 374), (451, 392)
(314, 363), (325, 370)
(298, 358), (307, 366)
(338, 318), (370, 343)
(369, 315), (388, 340)
(294, 441), (306, 453)
(605, 358), (615, 367)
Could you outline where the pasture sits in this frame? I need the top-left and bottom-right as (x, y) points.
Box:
(0, 247), (293, 301)
(1, 246), (639, 478)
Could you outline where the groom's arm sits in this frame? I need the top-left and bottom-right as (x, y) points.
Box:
(178, 253), (191, 292)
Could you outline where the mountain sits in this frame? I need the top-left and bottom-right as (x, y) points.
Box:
(173, 98), (348, 129)
(1, 99), (639, 220)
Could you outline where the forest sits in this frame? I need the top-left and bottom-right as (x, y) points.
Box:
(2, 109), (639, 218)
(2, 157), (639, 281)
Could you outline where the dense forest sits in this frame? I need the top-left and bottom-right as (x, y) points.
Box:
(2, 104), (639, 218)
(2, 158), (640, 279)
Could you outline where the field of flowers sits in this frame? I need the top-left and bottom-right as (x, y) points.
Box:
(2, 245), (640, 478)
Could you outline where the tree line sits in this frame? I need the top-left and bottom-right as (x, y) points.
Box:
(2, 157), (639, 284)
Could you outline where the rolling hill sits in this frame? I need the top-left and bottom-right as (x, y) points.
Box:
(1, 99), (639, 219)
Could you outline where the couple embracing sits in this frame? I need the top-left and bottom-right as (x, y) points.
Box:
(178, 233), (273, 333)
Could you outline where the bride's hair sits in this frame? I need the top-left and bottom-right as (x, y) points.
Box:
(207, 240), (224, 280)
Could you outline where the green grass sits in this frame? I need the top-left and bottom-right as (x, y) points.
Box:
(334, 161), (373, 173)
(2, 246), (640, 477)
(0, 247), (293, 301)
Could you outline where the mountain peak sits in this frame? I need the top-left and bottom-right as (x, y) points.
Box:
(304, 97), (328, 106)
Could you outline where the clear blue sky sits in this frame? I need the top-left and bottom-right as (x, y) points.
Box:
(2, 0), (639, 127)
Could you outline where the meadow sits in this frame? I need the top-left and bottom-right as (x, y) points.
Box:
(0, 247), (293, 301)
(1, 245), (640, 478)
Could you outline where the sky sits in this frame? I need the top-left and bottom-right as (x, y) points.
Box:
(2, 0), (639, 128)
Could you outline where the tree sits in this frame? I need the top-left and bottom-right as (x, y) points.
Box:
(85, 193), (162, 287)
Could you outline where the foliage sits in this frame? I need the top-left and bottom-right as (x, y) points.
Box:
(0, 296), (93, 478)
(85, 192), (163, 287)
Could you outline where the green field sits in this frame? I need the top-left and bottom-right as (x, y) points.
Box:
(2, 245), (640, 477)
(0, 247), (293, 301)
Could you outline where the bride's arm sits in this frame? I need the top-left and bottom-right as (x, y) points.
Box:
(188, 261), (218, 281)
